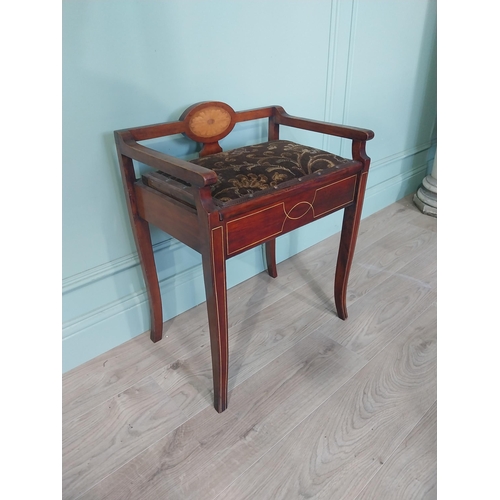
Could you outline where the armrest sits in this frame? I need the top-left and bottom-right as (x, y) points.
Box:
(274, 107), (374, 141)
(115, 131), (218, 188)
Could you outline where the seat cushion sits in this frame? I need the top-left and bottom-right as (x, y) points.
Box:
(147, 140), (353, 205)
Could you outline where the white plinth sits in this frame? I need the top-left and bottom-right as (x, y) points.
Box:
(414, 153), (437, 217)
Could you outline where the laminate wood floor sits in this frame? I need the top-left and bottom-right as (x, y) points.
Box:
(62, 195), (437, 500)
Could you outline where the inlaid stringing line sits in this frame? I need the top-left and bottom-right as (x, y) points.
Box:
(340, 172), (366, 302)
(226, 203), (285, 255)
(225, 174), (357, 255)
(211, 226), (225, 400)
(312, 174), (357, 218)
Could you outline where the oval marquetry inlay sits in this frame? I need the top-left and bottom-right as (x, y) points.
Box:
(188, 106), (232, 139)
(285, 201), (314, 220)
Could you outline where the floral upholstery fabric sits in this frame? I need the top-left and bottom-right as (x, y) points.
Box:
(147, 140), (352, 205)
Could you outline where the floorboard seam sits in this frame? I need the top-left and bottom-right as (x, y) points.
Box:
(357, 296), (437, 362)
(349, 399), (437, 500)
(63, 367), (163, 426)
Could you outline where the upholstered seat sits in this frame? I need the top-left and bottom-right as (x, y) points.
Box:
(143, 140), (356, 205)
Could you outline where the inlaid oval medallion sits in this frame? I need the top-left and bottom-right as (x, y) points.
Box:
(181, 101), (236, 144)
(188, 106), (232, 138)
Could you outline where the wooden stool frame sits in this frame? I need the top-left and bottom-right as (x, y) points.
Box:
(114, 102), (374, 413)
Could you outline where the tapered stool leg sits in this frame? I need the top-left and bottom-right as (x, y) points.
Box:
(117, 152), (163, 342)
(334, 172), (368, 320)
(134, 217), (163, 342)
(265, 239), (278, 278)
(201, 226), (229, 413)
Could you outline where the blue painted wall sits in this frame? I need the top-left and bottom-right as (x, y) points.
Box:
(62, 0), (437, 372)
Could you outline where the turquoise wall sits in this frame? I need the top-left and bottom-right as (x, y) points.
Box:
(62, 0), (437, 372)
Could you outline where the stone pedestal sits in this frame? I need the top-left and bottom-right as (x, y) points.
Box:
(414, 153), (437, 217)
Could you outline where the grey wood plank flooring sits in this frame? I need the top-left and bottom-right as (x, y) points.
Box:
(62, 196), (437, 499)
(355, 401), (437, 500)
(216, 302), (437, 500)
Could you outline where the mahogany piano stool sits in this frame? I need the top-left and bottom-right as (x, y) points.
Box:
(114, 101), (374, 413)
